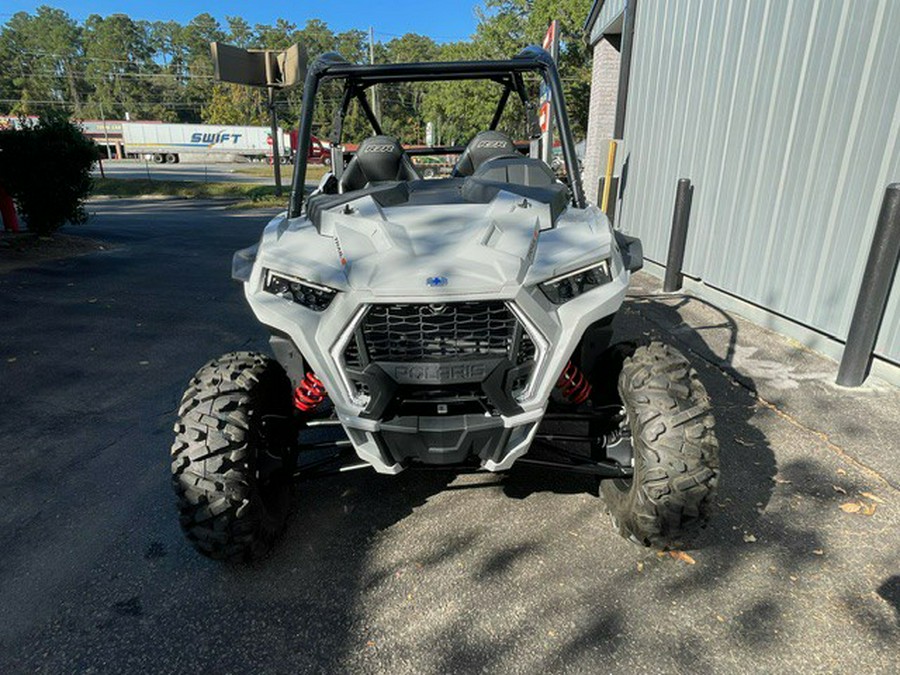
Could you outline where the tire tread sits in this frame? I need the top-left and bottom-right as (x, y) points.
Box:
(170, 351), (292, 561)
(602, 341), (719, 547)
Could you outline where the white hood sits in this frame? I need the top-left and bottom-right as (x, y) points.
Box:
(257, 186), (613, 300)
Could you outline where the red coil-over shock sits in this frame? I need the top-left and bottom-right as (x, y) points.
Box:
(556, 360), (592, 405)
(293, 372), (327, 412)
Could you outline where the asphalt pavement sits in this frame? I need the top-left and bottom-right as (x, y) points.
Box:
(93, 159), (282, 184)
(0, 199), (897, 673)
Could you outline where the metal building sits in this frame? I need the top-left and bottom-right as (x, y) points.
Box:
(584, 0), (900, 385)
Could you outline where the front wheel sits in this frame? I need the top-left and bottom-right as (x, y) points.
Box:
(170, 352), (296, 561)
(601, 342), (719, 548)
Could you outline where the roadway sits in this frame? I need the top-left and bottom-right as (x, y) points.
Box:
(93, 159), (287, 184)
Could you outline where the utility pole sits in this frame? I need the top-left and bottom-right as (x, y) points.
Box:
(369, 27), (380, 125)
(99, 100), (111, 160)
(264, 52), (282, 197)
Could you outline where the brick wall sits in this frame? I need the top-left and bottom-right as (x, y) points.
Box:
(582, 39), (620, 205)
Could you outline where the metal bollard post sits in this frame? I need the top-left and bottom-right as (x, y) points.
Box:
(836, 184), (900, 387)
(663, 178), (693, 292)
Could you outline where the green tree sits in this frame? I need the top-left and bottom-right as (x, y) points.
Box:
(179, 13), (224, 61)
(176, 14), (225, 122)
(81, 14), (162, 119)
(474, 0), (594, 137)
(0, 110), (96, 234)
(202, 83), (267, 125)
(226, 16), (254, 48)
(255, 19), (298, 50)
(0, 7), (85, 116)
(419, 40), (509, 145)
(379, 34), (439, 143)
(147, 20), (184, 69)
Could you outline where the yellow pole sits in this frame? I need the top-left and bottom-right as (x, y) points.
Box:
(601, 139), (617, 214)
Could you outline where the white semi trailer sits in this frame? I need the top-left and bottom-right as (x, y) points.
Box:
(121, 122), (292, 164)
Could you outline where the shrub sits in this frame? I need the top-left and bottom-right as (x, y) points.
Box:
(0, 111), (97, 235)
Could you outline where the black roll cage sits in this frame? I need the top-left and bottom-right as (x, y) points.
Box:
(288, 46), (586, 218)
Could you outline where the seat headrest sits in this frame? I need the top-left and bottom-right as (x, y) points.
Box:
(353, 135), (408, 183)
(453, 131), (517, 177)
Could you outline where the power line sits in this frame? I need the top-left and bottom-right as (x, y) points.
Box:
(373, 30), (471, 42)
(18, 48), (162, 66)
(10, 69), (214, 80)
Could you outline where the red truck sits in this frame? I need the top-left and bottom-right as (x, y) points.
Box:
(284, 131), (329, 165)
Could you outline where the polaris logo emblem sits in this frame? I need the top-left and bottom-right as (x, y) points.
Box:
(363, 144), (395, 153)
(426, 276), (448, 288)
(475, 140), (510, 149)
(392, 363), (489, 383)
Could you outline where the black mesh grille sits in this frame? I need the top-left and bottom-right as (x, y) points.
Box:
(516, 331), (536, 365)
(345, 301), (536, 366)
(344, 332), (363, 369)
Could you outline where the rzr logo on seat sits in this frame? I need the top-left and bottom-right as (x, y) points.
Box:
(363, 144), (396, 153)
(475, 140), (510, 149)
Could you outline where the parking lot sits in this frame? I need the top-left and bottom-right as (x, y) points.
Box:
(1, 199), (897, 673)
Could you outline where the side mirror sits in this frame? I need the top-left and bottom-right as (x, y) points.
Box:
(615, 231), (643, 273)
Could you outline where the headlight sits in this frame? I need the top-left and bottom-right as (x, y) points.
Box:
(539, 259), (612, 304)
(263, 269), (337, 311)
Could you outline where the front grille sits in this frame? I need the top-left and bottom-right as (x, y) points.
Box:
(347, 302), (525, 365)
(342, 301), (540, 412)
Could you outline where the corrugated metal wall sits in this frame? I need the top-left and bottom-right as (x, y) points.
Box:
(590, 0), (626, 43)
(616, 0), (900, 363)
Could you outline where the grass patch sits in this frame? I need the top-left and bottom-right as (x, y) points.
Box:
(91, 178), (290, 209)
(233, 164), (329, 182)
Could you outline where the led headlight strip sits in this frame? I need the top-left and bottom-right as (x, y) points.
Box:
(263, 269), (338, 311)
(539, 259), (612, 305)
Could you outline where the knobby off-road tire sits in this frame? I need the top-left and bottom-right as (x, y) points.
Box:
(171, 352), (295, 561)
(601, 342), (719, 548)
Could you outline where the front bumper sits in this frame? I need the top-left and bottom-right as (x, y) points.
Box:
(338, 407), (544, 474)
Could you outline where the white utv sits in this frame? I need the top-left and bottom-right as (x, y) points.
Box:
(171, 47), (719, 561)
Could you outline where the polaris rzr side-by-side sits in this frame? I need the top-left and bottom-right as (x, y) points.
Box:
(170, 47), (719, 561)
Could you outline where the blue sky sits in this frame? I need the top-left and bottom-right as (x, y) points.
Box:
(1, 2), (481, 41)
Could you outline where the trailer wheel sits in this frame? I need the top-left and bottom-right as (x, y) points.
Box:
(601, 342), (719, 548)
(152, 153), (166, 164)
(165, 153), (179, 164)
(171, 352), (297, 561)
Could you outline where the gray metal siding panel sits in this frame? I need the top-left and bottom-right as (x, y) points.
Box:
(590, 0), (626, 44)
(616, 0), (900, 363)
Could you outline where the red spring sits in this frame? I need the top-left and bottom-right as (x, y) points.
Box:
(293, 372), (327, 412)
(556, 360), (592, 405)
